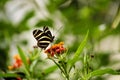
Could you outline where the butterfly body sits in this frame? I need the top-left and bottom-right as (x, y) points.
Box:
(33, 26), (54, 49)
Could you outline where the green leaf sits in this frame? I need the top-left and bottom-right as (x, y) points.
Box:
(17, 46), (29, 71)
(0, 73), (18, 77)
(20, 10), (35, 24)
(112, 9), (120, 29)
(35, 65), (57, 78)
(86, 68), (120, 79)
(35, 19), (53, 27)
(43, 65), (57, 75)
(68, 30), (89, 68)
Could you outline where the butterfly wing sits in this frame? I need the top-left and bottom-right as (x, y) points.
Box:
(37, 33), (52, 49)
(43, 26), (54, 42)
(33, 27), (55, 49)
(43, 26), (52, 37)
(37, 40), (50, 49)
(33, 29), (43, 41)
(33, 29), (48, 49)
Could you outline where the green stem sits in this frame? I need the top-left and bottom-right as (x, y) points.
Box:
(51, 58), (69, 80)
(51, 59), (69, 80)
(83, 52), (89, 80)
(51, 59), (65, 73)
(24, 67), (31, 80)
(59, 54), (69, 80)
(61, 61), (69, 80)
(32, 49), (42, 60)
(83, 52), (86, 75)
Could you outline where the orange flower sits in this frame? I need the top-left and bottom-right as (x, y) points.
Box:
(45, 42), (66, 57)
(8, 54), (30, 70)
(13, 54), (22, 68)
(8, 54), (22, 70)
(8, 66), (14, 70)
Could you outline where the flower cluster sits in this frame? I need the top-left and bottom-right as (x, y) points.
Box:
(45, 42), (66, 57)
(8, 54), (23, 70)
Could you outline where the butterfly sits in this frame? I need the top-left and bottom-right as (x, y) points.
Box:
(33, 26), (55, 49)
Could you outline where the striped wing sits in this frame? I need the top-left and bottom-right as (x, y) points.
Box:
(43, 26), (53, 38)
(43, 26), (55, 42)
(33, 29), (48, 49)
(37, 33), (53, 49)
(33, 27), (54, 49)
(33, 29), (43, 41)
(37, 41), (50, 49)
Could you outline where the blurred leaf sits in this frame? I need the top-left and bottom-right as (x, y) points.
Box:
(35, 19), (53, 27)
(20, 40), (28, 45)
(92, 0), (110, 10)
(47, 0), (66, 13)
(58, 0), (72, 9)
(17, 46), (29, 71)
(112, 7), (120, 29)
(0, 73), (18, 77)
(20, 10), (35, 24)
(0, 48), (8, 71)
(33, 64), (57, 78)
(43, 65), (57, 75)
(0, 0), (9, 9)
(68, 30), (89, 68)
(89, 53), (110, 70)
(87, 68), (120, 79)
(78, 7), (92, 19)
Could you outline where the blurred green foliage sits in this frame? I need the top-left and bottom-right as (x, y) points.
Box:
(0, 0), (120, 79)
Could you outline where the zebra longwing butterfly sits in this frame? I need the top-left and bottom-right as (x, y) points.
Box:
(33, 26), (54, 49)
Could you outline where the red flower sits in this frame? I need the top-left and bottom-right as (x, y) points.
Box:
(8, 54), (30, 70)
(14, 55), (22, 68)
(8, 54), (22, 70)
(45, 42), (66, 57)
